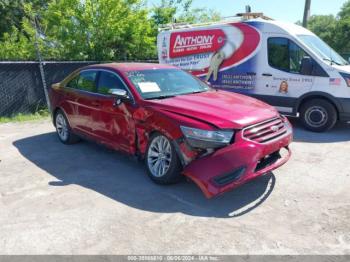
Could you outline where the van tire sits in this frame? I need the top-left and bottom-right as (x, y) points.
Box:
(145, 133), (183, 185)
(300, 99), (337, 132)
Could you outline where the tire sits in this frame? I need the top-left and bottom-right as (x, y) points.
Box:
(145, 133), (183, 184)
(300, 99), (337, 132)
(54, 109), (80, 144)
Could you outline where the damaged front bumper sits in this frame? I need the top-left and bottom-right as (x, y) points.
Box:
(179, 120), (293, 198)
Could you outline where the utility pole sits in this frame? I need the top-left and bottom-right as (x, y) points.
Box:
(33, 15), (51, 112)
(303, 0), (311, 28)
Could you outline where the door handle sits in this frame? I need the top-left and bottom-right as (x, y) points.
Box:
(91, 101), (101, 107)
(262, 73), (273, 77)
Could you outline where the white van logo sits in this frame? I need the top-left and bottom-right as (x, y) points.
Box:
(174, 35), (215, 48)
(169, 29), (226, 58)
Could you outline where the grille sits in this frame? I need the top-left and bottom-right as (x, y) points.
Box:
(243, 117), (287, 143)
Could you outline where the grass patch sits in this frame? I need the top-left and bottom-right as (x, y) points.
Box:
(0, 109), (50, 123)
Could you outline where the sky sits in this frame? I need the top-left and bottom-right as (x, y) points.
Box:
(147, 0), (347, 23)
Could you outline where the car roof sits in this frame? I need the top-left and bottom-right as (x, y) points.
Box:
(85, 62), (178, 72)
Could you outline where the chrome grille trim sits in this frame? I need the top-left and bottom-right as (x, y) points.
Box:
(242, 117), (288, 144)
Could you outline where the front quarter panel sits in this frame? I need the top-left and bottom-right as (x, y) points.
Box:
(133, 106), (212, 159)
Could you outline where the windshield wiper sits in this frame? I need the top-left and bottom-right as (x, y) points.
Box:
(182, 90), (207, 95)
(190, 90), (206, 94)
(145, 94), (177, 100)
(323, 58), (342, 66)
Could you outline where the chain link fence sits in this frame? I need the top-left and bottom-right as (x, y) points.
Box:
(0, 60), (159, 117)
(0, 61), (98, 117)
(0, 61), (102, 117)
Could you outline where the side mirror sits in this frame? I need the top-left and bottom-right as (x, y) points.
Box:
(300, 56), (314, 75)
(108, 88), (130, 106)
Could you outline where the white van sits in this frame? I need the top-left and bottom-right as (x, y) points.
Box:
(157, 17), (350, 132)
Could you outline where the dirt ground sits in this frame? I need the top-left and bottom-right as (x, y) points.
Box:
(0, 118), (349, 255)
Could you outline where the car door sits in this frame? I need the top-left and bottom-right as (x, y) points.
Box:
(91, 70), (136, 153)
(63, 70), (99, 136)
(256, 37), (314, 114)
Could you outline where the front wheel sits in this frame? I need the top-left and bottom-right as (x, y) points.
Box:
(145, 133), (183, 184)
(300, 99), (337, 132)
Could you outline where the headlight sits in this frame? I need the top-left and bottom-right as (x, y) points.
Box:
(340, 72), (350, 87)
(180, 126), (234, 149)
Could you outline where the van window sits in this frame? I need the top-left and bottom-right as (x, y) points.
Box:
(97, 71), (126, 95)
(268, 37), (328, 77)
(289, 41), (307, 73)
(268, 38), (289, 71)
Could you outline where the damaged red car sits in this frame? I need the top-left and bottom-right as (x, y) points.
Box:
(49, 63), (292, 198)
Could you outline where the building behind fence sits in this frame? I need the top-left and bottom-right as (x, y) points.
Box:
(0, 61), (97, 117)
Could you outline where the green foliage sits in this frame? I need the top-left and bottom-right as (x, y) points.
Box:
(334, 0), (350, 53)
(177, 8), (221, 24)
(0, 0), (221, 61)
(39, 0), (156, 60)
(307, 15), (337, 48)
(307, 0), (350, 54)
(0, 0), (50, 40)
(0, 109), (50, 123)
(0, 26), (36, 60)
(150, 0), (221, 28)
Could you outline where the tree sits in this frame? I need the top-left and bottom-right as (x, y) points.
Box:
(0, 0), (157, 60)
(0, 0), (222, 60)
(40, 0), (157, 60)
(305, 1), (350, 54)
(0, 0), (50, 39)
(0, 26), (35, 60)
(307, 15), (337, 48)
(150, 0), (221, 31)
(334, 0), (350, 53)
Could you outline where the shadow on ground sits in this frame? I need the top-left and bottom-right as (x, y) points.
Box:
(288, 118), (350, 143)
(13, 132), (275, 218)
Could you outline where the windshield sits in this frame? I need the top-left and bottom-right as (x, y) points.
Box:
(297, 34), (348, 66)
(126, 69), (209, 100)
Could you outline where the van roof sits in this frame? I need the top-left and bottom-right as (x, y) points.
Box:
(247, 18), (315, 36)
(159, 18), (315, 38)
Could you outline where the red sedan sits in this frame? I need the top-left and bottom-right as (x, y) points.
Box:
(49, 63), (292, 198)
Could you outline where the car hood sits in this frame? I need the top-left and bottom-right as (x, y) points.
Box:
(145, 90), (279, 129)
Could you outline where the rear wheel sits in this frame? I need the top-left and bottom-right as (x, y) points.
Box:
(300, 99), (337, 132)
(145, 133), (182, 184)
(55, 110), (80, 144)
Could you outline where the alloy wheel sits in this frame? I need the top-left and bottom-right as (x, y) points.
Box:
(147, 135), (172, 178)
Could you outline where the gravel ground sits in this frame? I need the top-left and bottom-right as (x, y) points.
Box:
(0, 118), (349, 255)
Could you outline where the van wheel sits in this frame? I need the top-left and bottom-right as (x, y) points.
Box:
(55, 110), (80, 144)
(145, 133), (183, 184)
(300, 99), (337, 132)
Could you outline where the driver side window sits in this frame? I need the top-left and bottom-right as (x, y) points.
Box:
(97, 71), (127, 95)
(268, 37), (327, 77)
